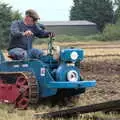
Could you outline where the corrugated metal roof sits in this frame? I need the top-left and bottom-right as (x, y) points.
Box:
(39, 20), (96, 26)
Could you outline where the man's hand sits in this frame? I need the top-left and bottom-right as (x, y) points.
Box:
(23, 30), (33, 36)
(49, 32), (55, 37)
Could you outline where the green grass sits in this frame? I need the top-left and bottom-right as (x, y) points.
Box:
(0, 99), (119, 120)
(0, 104), (119, 120)
(33, 35), (95, 45)
(33, 33), (120, 46)
(33, 35), (85, 45)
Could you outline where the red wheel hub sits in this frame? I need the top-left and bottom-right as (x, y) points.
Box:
(16, 76), (28, 88)
(0, 75), (29, 109)
(0, 80), (20, 103)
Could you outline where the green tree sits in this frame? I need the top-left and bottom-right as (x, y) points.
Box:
(70, 0), (114, 32)
(114, 0), (120, 22)
(11, 10), (22, 20)
(0, 2), (22, 49)
(114, 0), (120, 5)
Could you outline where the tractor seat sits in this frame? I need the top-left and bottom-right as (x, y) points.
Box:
(8, 53), (27, 60)
(8, 55), (18, 60)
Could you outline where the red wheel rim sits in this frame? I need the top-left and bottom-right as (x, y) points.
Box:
(15, 75), (29, 109)
(16, 76), (28, 88)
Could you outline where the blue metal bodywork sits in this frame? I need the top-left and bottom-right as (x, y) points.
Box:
(60, 48), (84, 62)
(0, 48), (96, 98)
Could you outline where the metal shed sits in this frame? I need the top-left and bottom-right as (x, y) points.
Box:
(40, 20), (98, 36)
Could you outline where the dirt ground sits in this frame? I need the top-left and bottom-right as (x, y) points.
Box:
(47, 41), (120, 106)
(61, 41), (120, 106)
(79, 57), (120, 105)
(51, 41), (120, 105)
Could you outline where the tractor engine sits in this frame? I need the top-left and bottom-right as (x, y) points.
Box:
(56, 48), (83, 82)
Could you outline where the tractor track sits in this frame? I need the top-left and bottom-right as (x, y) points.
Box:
(82, 46), (120, 49)
(59, 42), (120, 47)
(85, 54), (120, 58)
(23, 72), (39, 104)
(60, 43), (120, 49)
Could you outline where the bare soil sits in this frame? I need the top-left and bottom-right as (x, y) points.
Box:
(79, 57), (120, 105)
(52, 41), (120, 105)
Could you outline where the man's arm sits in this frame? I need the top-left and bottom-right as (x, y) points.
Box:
(10, 20), (23, 37)
(34, 24), (52, 38)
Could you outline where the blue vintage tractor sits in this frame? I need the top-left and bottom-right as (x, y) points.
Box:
(0, 37), (96, 109)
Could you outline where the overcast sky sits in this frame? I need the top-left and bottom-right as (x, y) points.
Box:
(2, 0), (73, 21)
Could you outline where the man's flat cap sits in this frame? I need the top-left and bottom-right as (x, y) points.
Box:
(25, 9), (40, 19)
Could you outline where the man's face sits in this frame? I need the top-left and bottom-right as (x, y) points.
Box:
(25, 16), (38, 25)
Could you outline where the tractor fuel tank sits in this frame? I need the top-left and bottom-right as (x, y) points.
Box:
(60, 48), (84, 63)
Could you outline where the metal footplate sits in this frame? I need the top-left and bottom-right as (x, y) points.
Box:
(47, 80), (96, 88)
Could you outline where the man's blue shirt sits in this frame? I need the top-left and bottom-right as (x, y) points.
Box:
(8, 20), (49, 50)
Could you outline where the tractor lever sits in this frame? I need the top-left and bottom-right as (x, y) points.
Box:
(27, 36), (32, 59)
(48, 36), (55, 55)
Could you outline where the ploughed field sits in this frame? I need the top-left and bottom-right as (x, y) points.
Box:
(0, 41), (120, 120)
(35, 41), (120, 119)
(52, 41), (120, 105)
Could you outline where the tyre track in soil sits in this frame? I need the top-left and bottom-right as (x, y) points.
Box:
(58, 42), (120, 49)
(59, 42), (120, 104)
(79, 57), (120, 104)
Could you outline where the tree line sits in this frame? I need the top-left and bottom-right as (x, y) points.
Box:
(70, 0), (120, 32)
(0, 2), (22, 49)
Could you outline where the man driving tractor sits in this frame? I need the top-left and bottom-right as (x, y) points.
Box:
(8, 9), (54, 60)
